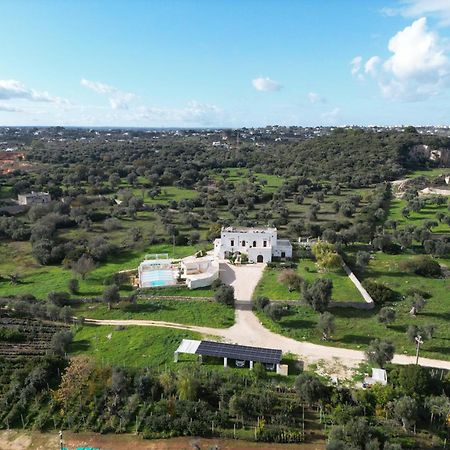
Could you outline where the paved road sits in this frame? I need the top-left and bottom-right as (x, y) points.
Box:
(84, 262), (450, 377)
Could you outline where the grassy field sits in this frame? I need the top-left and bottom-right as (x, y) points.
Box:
(132, 183), (200, 205)
(75, 299), (234, 328)
(212, 168), (285, 194)
(388, 198), (450, 233)
(0, 243), (200, 300)
(253, 260), (364, 302)
(256, 252), (450, 360)
(70, 324), (201, 368)
(404, 168), (450, 179)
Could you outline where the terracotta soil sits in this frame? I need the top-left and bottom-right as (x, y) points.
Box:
(0, 431), (325, 450)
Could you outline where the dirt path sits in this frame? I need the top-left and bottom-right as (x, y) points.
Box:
(84, 263), (450, 377)
(0, 430), (325, 450)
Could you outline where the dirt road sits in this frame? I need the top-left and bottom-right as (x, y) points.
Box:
(85, 263), (450, 378)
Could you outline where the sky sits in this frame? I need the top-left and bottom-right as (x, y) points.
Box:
(1, 0), (450, 127)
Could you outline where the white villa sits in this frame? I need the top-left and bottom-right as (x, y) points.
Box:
(214, 226), (292, 263)
(137, 227), (292, 290)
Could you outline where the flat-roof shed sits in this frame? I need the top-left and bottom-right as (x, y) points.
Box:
(174, 339), (285, 374)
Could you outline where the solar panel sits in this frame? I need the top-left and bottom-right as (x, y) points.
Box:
(196, 341), (282, 364)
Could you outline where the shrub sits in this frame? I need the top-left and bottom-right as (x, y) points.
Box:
(277, 269), (303, 292)
(378, 307), (396, 327)
(50, 330), (73, 356)
(399, 255), (442, 278)
(254, 296), (270, 311)
(211, 278), (223, 289)
(365, 339), (395, 368)
(264, 303), (285, 321)
(362, 280), (398, 305)
(214, 285), (235, 307)
(302, 279), (333, 312)
(0, 327), (25, 342)
(48, 291), (71, 307)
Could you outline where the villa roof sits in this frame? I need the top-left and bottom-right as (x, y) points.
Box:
(222, 226), (277, 233)
(276, 239), (292, 247)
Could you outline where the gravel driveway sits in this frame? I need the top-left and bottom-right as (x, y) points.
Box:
(84, 262), (450, 378)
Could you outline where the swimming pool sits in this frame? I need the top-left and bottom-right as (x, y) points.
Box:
(140, 269), (177, 288)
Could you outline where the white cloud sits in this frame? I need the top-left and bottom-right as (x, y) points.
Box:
(385, 18), (448, 79)
(0, 79), (64, 103)
(353, 18), (450, 101)
(80, 78), (137, 110)
(364, 56), (381, 76)
(382, 17), (449, 99)
(350, 56), (363, 76)
(251, 77), (282, 92)
(0, 103), (21, 112)
(396, 0), (450, 26)
(308, 92), (327, 104)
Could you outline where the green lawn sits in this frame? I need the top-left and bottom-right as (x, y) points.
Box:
(75, 299), (234, 328)
(405, 168), (450, 179)
(257, 252), (450, 361)
(388, 198), (450, 232)
(0, 243), (201, 300)
(253, 260), (364, 302)
(132, 184), (199, 205)
(70, 325), (201, 368)
(139, 285), (215, 298)
(212, 168), (285, 193)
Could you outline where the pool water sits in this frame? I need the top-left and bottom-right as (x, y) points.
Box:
(140, 269), (177, 288)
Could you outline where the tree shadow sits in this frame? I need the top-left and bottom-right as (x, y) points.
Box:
(281, 319), (315, 329)
(121, 302), (174, 313)
(339, 334), (373, 345)
(388, 324), (408, 333)
(420, 311), (450, 321)
(426, 346), (450, 356)
(70, 339), (90, 352)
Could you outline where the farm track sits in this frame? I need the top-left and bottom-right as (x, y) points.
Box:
(83, 263), (450, 378)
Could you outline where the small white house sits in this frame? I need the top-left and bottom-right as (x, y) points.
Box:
(17, 191), (51, 206)
(214, 226), (292, 263)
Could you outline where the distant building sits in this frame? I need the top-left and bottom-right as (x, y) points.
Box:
(17, 191), (51, 206)
(214, 226), (292, 263)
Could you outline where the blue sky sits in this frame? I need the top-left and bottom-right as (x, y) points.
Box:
(1, 0), (450, 127)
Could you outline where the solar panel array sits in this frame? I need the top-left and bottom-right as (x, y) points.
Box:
(196, 340), (282, 364)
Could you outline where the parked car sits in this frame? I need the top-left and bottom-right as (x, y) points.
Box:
(265, 363), (275, 371)
(235, 360), (245, 368)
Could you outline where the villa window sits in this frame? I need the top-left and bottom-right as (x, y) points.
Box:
(242, 240), (245, 247)
(253, 240), (256, 247)
(263, 240), (267, 247)
(231, 239), (234, 247)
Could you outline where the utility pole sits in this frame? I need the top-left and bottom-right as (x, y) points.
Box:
(415, 334), (424, 365)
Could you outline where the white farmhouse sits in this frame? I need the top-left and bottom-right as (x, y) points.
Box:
(214, 226), (292, 263)
(17, 191), (51, 206)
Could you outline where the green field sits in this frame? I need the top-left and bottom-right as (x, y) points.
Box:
(70, 325), (201, 368)
(388, 198), (450, 232)
(257, 252), (450, 360)
(253, 260), (364, 302)
(75, 299), (234, 328)
(132, 183), (200, 205)
(139, 285), (215, 298)
(404, 168), (450, 179)
(0, 243), (200, 300)
(212, 168), (285, 193)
